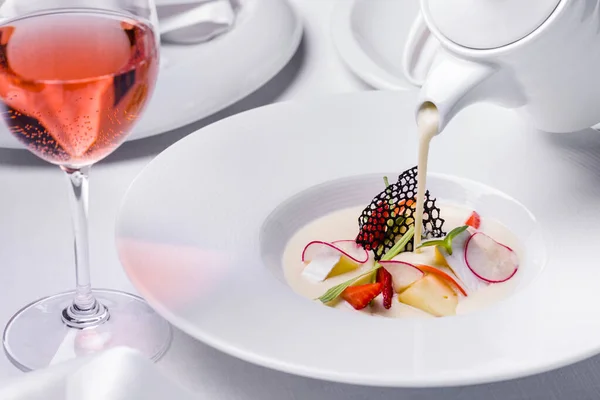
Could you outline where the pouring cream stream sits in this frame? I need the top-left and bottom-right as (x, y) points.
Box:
(414, 102), (439, 249)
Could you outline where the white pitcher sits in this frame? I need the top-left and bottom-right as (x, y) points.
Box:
(403, 0), (600, 133)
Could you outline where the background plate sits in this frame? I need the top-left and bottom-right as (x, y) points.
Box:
(116, 90), (600, 387)
(0, 0), (303, 148)
(331, 0), (437, 90)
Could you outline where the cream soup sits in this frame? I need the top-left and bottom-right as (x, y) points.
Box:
(282, 204), (521, 318)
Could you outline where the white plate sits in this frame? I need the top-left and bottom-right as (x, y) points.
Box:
(0, 348), (195, 399)
(0, 0), (302, 148)
(331, 0), (437, 90)
(116, 90), (600, 387)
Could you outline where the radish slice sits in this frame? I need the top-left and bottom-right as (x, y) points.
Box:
(379, 261), (424, 293)
(438, 230), (488, 293)
(465, 232), (519, 283)
(302, 240), (368, 264)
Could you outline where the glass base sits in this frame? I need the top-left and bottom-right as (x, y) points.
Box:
(3, 289), (172, 371)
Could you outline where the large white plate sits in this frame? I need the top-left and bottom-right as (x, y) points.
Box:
(116, 90), (600, 387)
(0, 0), (302, 148)
(331, 0), (437, 90)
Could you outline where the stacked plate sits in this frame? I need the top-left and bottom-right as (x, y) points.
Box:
(331, 0), (437, 90)
(0, 0), (303, 148)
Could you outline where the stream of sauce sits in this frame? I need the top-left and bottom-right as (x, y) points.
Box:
(414, 102), (440, 249)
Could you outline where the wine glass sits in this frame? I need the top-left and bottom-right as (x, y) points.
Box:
(0, 0), (171, 371)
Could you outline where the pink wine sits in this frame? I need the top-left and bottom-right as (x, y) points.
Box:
(0, 12), (159, 166)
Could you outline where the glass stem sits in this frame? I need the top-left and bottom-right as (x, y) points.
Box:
(61, 166), (109, 329)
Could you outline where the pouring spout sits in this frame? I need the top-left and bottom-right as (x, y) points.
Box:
(418, 52), (496, 133)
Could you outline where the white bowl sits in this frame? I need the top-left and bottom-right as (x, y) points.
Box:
(116, 90), (600, 387)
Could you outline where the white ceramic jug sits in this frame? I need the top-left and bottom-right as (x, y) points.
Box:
(403, 0), (600, 133)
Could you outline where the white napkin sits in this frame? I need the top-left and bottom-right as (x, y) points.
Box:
(0, 348), (197, 400)
(157, 0), (238, 44)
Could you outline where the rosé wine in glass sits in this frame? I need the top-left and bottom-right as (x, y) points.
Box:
(0, 12), (158, 167)
(0, 3), (171, 373)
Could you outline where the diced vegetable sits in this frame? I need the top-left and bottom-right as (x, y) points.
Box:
(398, 275), (458, 317)
(433, 247), (449, 267)
(465, 232), (518, 283)
(417, 265), (468, 297)
(328, 256), (361, 278)
(465, 211), (481, 229)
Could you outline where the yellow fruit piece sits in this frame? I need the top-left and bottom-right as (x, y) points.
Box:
(327, 255), (360, 278)
(398, 274), (458, 317)
(352, 271), (376, 286)
(434, 247), (450, 267)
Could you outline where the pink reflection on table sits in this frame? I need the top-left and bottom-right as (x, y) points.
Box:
(116, 238), (229, 313)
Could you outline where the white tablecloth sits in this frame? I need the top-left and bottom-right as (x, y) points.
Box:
(1, 1), (599, 398)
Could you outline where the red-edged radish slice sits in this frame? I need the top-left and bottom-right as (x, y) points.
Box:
(302, 240), (368, 264)
(301, 240), (369, 282)
(379, 261), (424, 293)
(332, 240), (370, 263)
(437, 230), (488, 294)
(464, 232), (518, 283)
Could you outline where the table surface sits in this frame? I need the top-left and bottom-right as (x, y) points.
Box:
(1, 1), (600, 399)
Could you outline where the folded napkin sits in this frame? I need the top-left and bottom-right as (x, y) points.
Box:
(157, 0), (238, 45)
(0, 348), (196, 400)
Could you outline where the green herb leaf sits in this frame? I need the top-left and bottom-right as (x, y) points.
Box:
(445, 225), (468, 243)
(416, 239), (446, 251)
(383, 176), (390, 188)
(416, 225), (468, 255)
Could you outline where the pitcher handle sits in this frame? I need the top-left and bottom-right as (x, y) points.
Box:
(402, 12), (434, 87)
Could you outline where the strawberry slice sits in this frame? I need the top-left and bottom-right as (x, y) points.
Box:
(377, 267), (394, 309)
(465, 211), (481, 229)
(341, 282), (383, 310)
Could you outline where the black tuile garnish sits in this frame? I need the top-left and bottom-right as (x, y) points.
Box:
(355, 166), (445, 260)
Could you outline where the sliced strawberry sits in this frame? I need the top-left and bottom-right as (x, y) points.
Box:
(341, 282), (383, 310)
(377, 267), (393, 309)
(465, 211), (481, 229)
